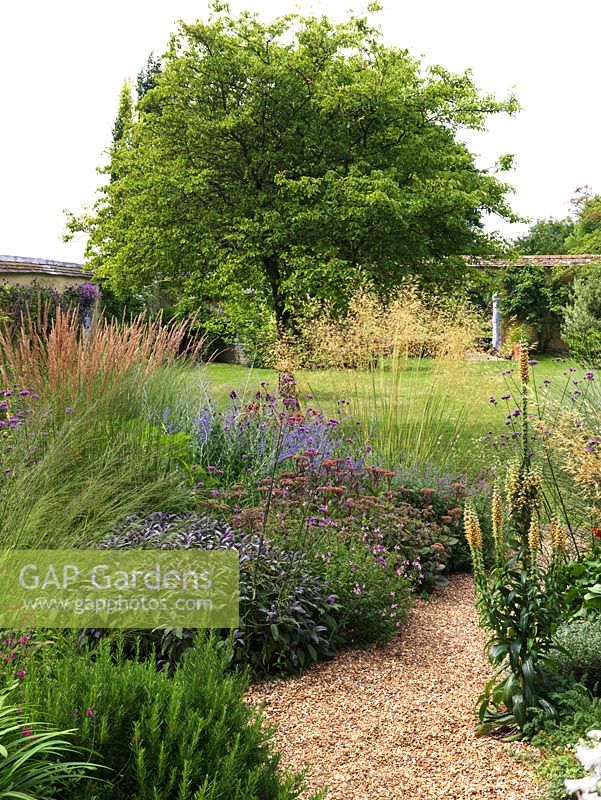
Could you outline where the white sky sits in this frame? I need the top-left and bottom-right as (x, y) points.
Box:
(1, 0), (600, 263)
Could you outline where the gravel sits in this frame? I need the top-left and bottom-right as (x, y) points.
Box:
(247, 574), (540, 799)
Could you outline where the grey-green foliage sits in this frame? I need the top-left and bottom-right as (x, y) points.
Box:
(562, 264), (601, 363)
(554, 616), (601, 689)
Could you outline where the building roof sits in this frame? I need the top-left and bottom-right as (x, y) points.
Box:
(466, 254), (600, 270)
(0, 254), (92, 279)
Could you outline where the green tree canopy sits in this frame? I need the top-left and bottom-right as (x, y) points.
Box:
(513, 217), (574, 254)
(136, 52), (162, 101)
(566, 190), (601, 254)
(80, 3), (519, 334)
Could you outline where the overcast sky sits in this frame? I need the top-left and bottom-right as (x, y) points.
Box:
(1, 0), (599, 263)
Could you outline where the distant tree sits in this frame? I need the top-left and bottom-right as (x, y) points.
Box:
(135, 53), (162, 100)
(563, 264), (601, 363)
(566, 188), (601, 253)
(109, 82), (134, 184)
(111, 81), (134, 145)
(514, 217), (574, 254)
(78, 3), (519, 335)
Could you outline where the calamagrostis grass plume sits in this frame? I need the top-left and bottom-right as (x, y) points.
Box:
(0, 307), (201, 401)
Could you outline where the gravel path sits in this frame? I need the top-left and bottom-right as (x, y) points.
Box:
(247, 574), (539, 800)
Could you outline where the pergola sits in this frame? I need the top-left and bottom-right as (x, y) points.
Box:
(464, 254), (599, 350)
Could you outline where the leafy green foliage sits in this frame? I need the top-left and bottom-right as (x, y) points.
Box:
(0, 683), (97, 799)
(135, 53), (162, 101)
(528, 687), (601, 800)
(567, 191), (601, 254)
(562, 264), (601, 363)
(81, 3), (518, 333)
(309, 533), (412, 645)
(17, 637), (315, 800)
(98, 513), (339, 675)
(514, 218), (574, 255)
(467, 347), (565, 736)
(559, 555), (601, 617)
(501, 265), (573, 352)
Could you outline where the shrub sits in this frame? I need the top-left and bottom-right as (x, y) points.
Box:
(16, 636), (315, 800)
(563, 264), (601, 364)
(527, 686), (601, 800)
(0, 683), (97, 799)
(554, 617), (601, 689)
(309, 532), (412, 646)
(98, 513), (338, 675)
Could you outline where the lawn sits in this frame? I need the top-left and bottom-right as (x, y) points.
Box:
(195, 355), (573, 475)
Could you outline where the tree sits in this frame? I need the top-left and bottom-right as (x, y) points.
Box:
(135, 52), (162, 101)
(82, 3), (519, 334)
(566, 188), (601, 254)
(562, 264), (601, 363)
(109, 82), (134, 183)
(111, 81), (134, 146)
(513, 217), (574, 254)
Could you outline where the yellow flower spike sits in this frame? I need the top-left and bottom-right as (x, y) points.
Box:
(463, 505), (473, 549)
(518, 340), (530, 385)
(528, 518), (540, 553)
(492, 488), (503, 549)
(550, 517), (566, 554)
(464, 503), (483, 551)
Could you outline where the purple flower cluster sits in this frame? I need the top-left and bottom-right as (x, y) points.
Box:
(190, 388), (346, 479)
(1, 634), (31, 681)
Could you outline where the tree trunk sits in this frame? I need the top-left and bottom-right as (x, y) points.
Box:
(262, 254), (292, 335)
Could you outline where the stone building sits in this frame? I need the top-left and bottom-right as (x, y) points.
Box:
(466, 254), (599, 352)
(0, 254), (93, 291)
